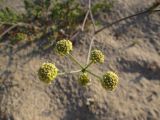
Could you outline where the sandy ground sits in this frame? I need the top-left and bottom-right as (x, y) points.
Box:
(0, 0), (160, 120)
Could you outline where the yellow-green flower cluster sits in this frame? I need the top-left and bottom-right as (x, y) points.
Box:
(55, 39), (72, 56)
(37, 37), (120, 92)
(101, 71), (119, 91)
(78, 72), (90, 86)
(38, 63), (58, 84)
(90, 49), (104, 63)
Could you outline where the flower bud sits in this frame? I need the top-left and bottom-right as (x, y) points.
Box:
(78, 72), (90, 86)
(101, 71), (119, 91)
(90, 49), (104, 63)
(38, 63), (58, 84)
(55, 39), (72, 56)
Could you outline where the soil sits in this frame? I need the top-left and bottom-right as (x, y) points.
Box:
(0, 0), (160, 120)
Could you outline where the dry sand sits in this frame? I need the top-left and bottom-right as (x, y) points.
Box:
(0, 0), (160, 120)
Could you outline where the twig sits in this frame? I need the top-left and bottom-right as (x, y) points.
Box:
(81, 10), (90, 31)
(88, 0), (91, 9)
(70, 29), (81, 40)
(59, 29), (69, 38)
(86, 0), (96, 64)
(86, 36), (95, 64)
(94, 9), (160, 35)
(0, 22), (15, 25)
(89, 9), (96, 32)
(83, 61), (93, 71)
(81, 0), (92, 31)
(0, 22), (31, 27)
(0, 24), (17, 39)
(146, 1), (160, 12)
(0, 22), (33, 39)
(88, 0), (96, 32)
(86, 2), (160, 65)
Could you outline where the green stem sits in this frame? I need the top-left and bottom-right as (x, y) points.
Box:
(58, 69), (81, 76)
(68, 53), (84, 69)
(86, 70), (101, 80)
(82, 61), (93, 72)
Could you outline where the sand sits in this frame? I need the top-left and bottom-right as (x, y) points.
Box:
(0, 0), (160, 120)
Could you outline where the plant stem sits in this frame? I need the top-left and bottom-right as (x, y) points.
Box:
(86, 70), (101, 80)
(0, 22), (34, 39)
(0, 25), (17, 39)
(68, 53), (84, 69)
(58, 69), (81, 76)
(81, 10), (90, 31)
(86, 36), (95, 64)
(94, 9), (160, 35)
(83, 61), (93, 72)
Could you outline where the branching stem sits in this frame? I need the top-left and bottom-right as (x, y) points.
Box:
(82, 61), (93, 72)
(68, 53), (84, 69)
(86, 1), (160, 65)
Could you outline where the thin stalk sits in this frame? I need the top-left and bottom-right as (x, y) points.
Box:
(58, 69), (81, 76)
(95, 9), (160, 35)
(86, 36), (95, 64)
(89, 9), (96, 32)
(0, 24), (17, 39)
(81, 10), (90, 31)
(68, 53), (84, 69)
(83, 61), (93, 71)
(86, 70), (101, 80)
(0, 22), (33, 39)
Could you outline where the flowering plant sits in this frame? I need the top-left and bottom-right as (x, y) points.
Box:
(38, 39), (119, 91)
